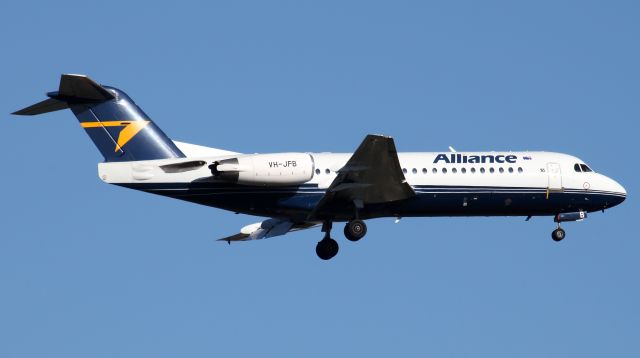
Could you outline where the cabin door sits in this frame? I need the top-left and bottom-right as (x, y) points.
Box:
(546, 162), (563, 191)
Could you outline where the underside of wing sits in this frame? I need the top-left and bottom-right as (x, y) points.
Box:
(309, 134), (415, 220)
(218, 218), (319, 243)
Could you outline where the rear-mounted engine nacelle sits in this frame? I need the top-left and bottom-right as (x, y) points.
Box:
(209, 153), (314, 186)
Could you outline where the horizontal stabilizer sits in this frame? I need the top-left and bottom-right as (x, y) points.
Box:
(13, 74), (115, 116)
(12, 98), (68, 115)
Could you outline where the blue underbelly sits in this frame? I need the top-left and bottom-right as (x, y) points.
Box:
(118, 183), (622, 220)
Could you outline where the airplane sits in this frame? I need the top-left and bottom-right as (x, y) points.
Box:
(13, 74), (627, 260)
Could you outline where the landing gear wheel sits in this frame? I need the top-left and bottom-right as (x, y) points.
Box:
(552, 228), (566, 242)
(344, 220), (367, 242)
(316, 237), (339, 260)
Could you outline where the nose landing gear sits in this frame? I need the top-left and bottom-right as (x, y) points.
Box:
(551, 211), (586, 242)
(551, 226), (566, 242)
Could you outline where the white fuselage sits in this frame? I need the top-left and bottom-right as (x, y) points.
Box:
(98, 150), (626, 221)
(311, 151), (624, 194)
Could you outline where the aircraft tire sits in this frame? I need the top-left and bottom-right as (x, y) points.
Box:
(344, 220), (367, 242)
(551, 228), (566, 242)
(316, 237), (339, 260)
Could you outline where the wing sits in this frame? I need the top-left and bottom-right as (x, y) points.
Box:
(218, 218), (319, 243)
(309, 134), (415, 220)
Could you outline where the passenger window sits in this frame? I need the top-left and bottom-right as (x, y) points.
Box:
(580, 164), (593, 172)
(325, 169), (330, 174)
(574, 163), (582, 172)
(470, 167), (476, 173)
(432, 168), (437, 174)
(508, 167), (513, 173)
(452, 168), (457, 173)
(489, 168), (495, 173)
(518, 167), (523, 173)
(315, 169), (320, 175)
(402, 168), (407, 174)
(442, 168), (448, 174)
(499, 167), (504, 173)
(422, 168), (428, 174)
(412, 168), (417, 174)
(480, 167), (485, 173)
(461, 168), (467, 174)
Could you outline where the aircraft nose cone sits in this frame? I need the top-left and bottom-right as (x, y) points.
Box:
(607, 177), (626, 207)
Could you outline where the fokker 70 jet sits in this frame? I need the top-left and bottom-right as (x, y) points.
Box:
(13, 75), (627, 260)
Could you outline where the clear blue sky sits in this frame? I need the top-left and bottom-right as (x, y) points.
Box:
(1, 1), (638, 357)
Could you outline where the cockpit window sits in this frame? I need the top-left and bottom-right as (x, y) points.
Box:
(574, 163), (581, 172)
(580, 164), (593, 172)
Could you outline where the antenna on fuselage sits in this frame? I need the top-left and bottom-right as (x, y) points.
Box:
(448, 146), (457, 152)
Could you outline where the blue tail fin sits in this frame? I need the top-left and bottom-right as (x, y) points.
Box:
(13, 74), (185, 162)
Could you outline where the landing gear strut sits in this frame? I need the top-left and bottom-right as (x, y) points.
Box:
(316, 221), (339, 260)
(344, 219), (367, 241)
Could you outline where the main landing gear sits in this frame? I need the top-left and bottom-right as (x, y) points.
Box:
(316, 221), (340, 260)
(316, 222), (339, 260)
(316, 220), (368, 260)
(344, 219), (367, 241)
(316, 235), (339, 260)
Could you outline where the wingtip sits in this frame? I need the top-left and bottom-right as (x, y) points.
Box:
(61, 73), (89, 80)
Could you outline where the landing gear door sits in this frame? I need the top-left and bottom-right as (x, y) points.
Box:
(547, 162), (563, 191)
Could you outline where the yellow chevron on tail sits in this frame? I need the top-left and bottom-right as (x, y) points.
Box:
(81, 121), (150, 151)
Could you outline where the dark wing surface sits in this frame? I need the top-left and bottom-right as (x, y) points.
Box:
(309, 135), (415, 220)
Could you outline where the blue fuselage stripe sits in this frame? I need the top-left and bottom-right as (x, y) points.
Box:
(116, 182), (626, 221)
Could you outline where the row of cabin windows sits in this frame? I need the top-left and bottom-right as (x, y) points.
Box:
(574, 163), (593, 173)
(402, 167), (524, 174)
(314, 167), (524, 175)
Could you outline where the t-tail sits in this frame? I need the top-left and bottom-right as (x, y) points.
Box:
(13, 74), (185, 162)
